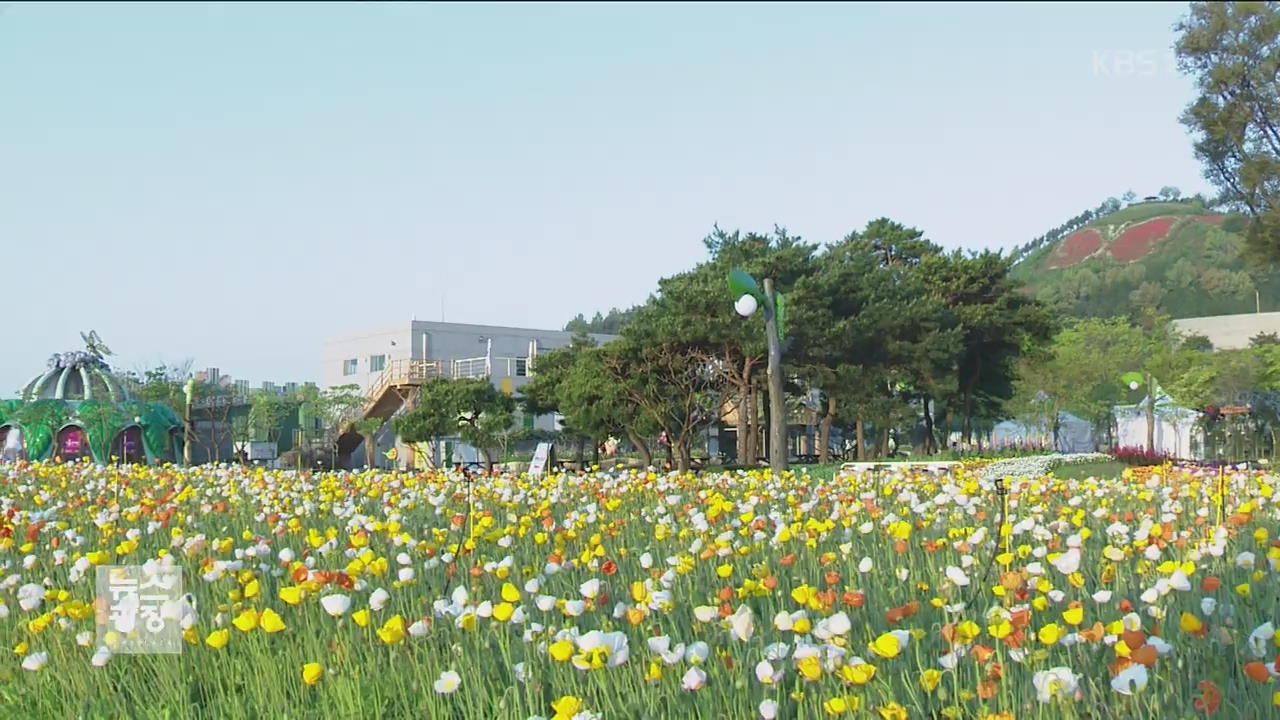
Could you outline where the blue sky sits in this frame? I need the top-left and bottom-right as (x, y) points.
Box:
(0, 2), (1208, 392)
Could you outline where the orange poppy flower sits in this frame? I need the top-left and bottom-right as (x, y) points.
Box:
(1008, 604), (1029, 627)
(1003, 628), (1025, 649)
(779, 554), (797, 568)
(1118, 599), (1134, 613)
(292, 566), (310, 583)
(843, 591), (865, 608)
(1080, 622), (1106, 643)
(977, 680), (998, 699)
(824, 571), (842, 587)
(1122, 629), (1146, 651)
(1130, 645), (1158, 668)
(717, 586), (734, 603)
(763, 575), (779, 590)
(1243, 661), (1271, 683)
(1202, 576), (1221, 592)
(893, 539), (908, 554)
(601, 560), (618, 576)
(972, 645), (995, 664)
(1194, 681), (1222, 716)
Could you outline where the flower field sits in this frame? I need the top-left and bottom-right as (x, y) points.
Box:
(1047, 229), (1103, 269)
(1, 461), (1279, 719)
(1108, 217), (1177, 262)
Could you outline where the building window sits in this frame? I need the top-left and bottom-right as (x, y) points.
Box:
(515, 358), (528, 377)
(370, 355), (386, 373)
(343, 359), (358, 376)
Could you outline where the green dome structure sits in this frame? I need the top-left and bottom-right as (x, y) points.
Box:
(0, 332), (185, 464)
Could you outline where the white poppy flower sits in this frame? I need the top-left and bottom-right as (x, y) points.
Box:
(1110, 664), (1148, 695)
(320, 594), (351, 617)
(432, 670), (461, 694)
(681, 666), (707, 691)
(1033, 666), (1078, 704)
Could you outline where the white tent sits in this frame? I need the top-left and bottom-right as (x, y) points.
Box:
(1113, 394), (1203, 459)
(992, 412), (1096, 453)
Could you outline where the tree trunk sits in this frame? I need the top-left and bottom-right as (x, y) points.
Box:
(942, 407), (955, 453)
(855, 415), (866, 461)
(1145, 374), (1156, 455)
(745, 382), (759, 465)
(480, 447), (494, 474)
(626, 428), (653, 468)
(961, 391), (974, 444)
(879, 427), (890, 459)
(735, 383), (749, 465)
(922, 397), (936, 455)
(818, 396), (836, 464)
(664, 438), (674, 469)
(676, 440), (692, 473)
(576, 437), (585, 463)
(365, 435), (374, 469)
(592, 441), (600, 466)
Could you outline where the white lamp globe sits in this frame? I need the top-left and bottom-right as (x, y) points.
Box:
(734, 294), (759, 317)
(1129, 381), (1140, 391)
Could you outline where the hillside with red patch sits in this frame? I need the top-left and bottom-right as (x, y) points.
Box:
(1048, 229), (1103, 269)
(1109, 217), (1176, 262)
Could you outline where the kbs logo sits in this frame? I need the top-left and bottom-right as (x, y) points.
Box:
(1091, 49), (1176, 77)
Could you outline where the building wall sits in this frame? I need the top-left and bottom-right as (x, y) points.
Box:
(1173, 312), (1280, 350)
(322, 327), (415, 393)
(325, 320), (618, 467)
(323, 321), (615, 394)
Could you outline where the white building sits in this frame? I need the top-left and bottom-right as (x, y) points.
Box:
(322, 320), (617, 468)
(1173, 311), (1280, 350)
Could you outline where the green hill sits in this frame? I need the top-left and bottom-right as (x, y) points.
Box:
(1009, 200), (1277, 319)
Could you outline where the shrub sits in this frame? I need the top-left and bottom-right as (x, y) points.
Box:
(1111, 446), (1174, 466)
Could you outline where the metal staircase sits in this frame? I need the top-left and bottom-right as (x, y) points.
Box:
(335, 359), (443, 462)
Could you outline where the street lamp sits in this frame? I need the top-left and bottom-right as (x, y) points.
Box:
(183, 378), (196, 466)
(1121, 371), (1156, 455)
(729, 269), (788, 477)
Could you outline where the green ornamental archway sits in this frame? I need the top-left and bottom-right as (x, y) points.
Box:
(1, 334), (184, 463)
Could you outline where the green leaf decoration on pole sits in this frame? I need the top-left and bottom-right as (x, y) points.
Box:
(775, 291), (788, 342)
(728, 269), (764, 302)
(1120, 371), (1145, 388)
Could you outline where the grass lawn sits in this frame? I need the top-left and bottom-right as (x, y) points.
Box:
(1053, 460), (1125, 480)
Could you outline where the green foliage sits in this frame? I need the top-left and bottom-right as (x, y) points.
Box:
(1010, 317), (1146, 430)
(11, 400), (69, 460)
(248, 391), (293, 443)
(1177, 1), (1280, 264)
(0, 399), (22, 426)
(119, 364), (189, 416)
(74, 400), (127, 461)
(564, 307), (636, 334)
(396, 378), (515, 467)
(1011, 207), (1276, 320)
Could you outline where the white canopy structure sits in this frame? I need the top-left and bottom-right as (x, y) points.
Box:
(1113, 394), (1203, 459)
(992, 411), (1096, 454)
